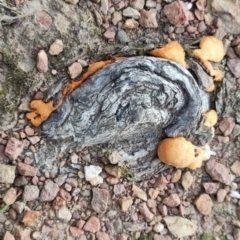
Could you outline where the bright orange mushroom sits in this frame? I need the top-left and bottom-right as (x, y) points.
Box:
(150, 41), (189, 68)
(27, 57), (126, 127)
(202, 109), (218, 128)
(157, 137), (214, 169)
(205, 83), (215, 93)
(193, 36), (225, 81)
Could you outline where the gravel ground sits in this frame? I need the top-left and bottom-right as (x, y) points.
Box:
(1, 0), (240, 239)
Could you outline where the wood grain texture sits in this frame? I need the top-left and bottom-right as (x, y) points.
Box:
(33, 56), (214, 180)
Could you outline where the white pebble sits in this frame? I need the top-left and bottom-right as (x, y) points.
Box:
(229, 191), (240, 199)
(153, 222), (164, 233)
(84, 165), (102, 181)
(185, 2), (192, 10)
(231, 182), (238, 191)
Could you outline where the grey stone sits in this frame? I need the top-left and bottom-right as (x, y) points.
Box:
(117, 29), (130, 44)
(114, 218), (123, 234)
(56, 206), (72, 222)
(123, 221), (148, 231)
(227, 58), (240, 78)
(122, 7), (141, 19)
(40, 179), (59, 202)
(211, 0), (240, 34)
(0, 164), (16, 184)
(164, 216), (197, 238)
(91, 188), (109, 214)
(23, 185), (40, 202)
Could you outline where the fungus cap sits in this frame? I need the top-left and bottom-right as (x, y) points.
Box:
(202, 109), (218, 128)
(157, 137), (209, 169)
(150, 41), (188, 68)
(193, 36), (225, 81)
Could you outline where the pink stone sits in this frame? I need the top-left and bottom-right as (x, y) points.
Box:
(203, 182), (220, 194)
(219, 117), (235, 136)
(106, 176), (119, 184)
(76, 219), (86, 229)
(33, 91), (44, 100)
(217, 189), (227, 202)
(114, 184), (125, 195)
(114, 1), (126, 10)
(54, 174), (68, 186)
(196, 0), (206, 11)
(153, 234), (172, 240)
(39, 180), (59, 202)
(162, 193), (181, 207)
(146, 0), (157, 8)
(123, 19), (139, 29)
(5, 137), (24, 161)
(3, 187), (17, 205)
(171, 169), (182, 183)
(96, 231), (111, 240)
(194, 9), (204, 21)
(158, 204), (168, 216)
(217, 136), (229, 143)
(15, 227), (31, 240)
(195, 194), (213, 215)
(24, 126), (34, 136)
(227, 58), (240, 78)
(154, 175), (168, 191)
(179, 204), (185, 216)
(32, 176), (39, 185)
(37, 50), (48, 73)
(130, 0), (144, 10)
(205, 160), (234, 185)
(68, 62), (82, 79)
(24, 157), (33, 165)
(2, 231), (15, 240)
(69, 227), (84, 237)
(59, 188), (72, 202)
(198, 21), (207, 32)
(66, 178), (78, 187)
(103, 28), (116, 40)
(35, 12), (53, 28)
(83, 216), (100, 233)
(138, 202), (154, 222)
(139, 9), (158, 28)
(163, 1), (188, 26)
(231, 160), (240, 177)
(186, 25), (197, 33)
(17, 162), (36, 177)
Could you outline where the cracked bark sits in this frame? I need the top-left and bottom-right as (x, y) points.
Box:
(28, 56), (214, 181)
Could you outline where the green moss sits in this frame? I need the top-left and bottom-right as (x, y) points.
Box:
(0, 50), (31, 113)
(200, 232), (227, 240)
(200, 232), (214, 240)
(120, 165), (135, 181)
(129, 234), (153, 240)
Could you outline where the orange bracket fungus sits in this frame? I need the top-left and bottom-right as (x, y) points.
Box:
(202, 109), (218, 128)
(26, 57), (126, 127)
(205, 83), (215, 93)
(149, 41), (189, 68)
(157, 137), (215, 169)
(193, 36), (225, 81)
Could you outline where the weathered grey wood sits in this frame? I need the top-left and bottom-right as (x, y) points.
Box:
(29, 56), (214, 181)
